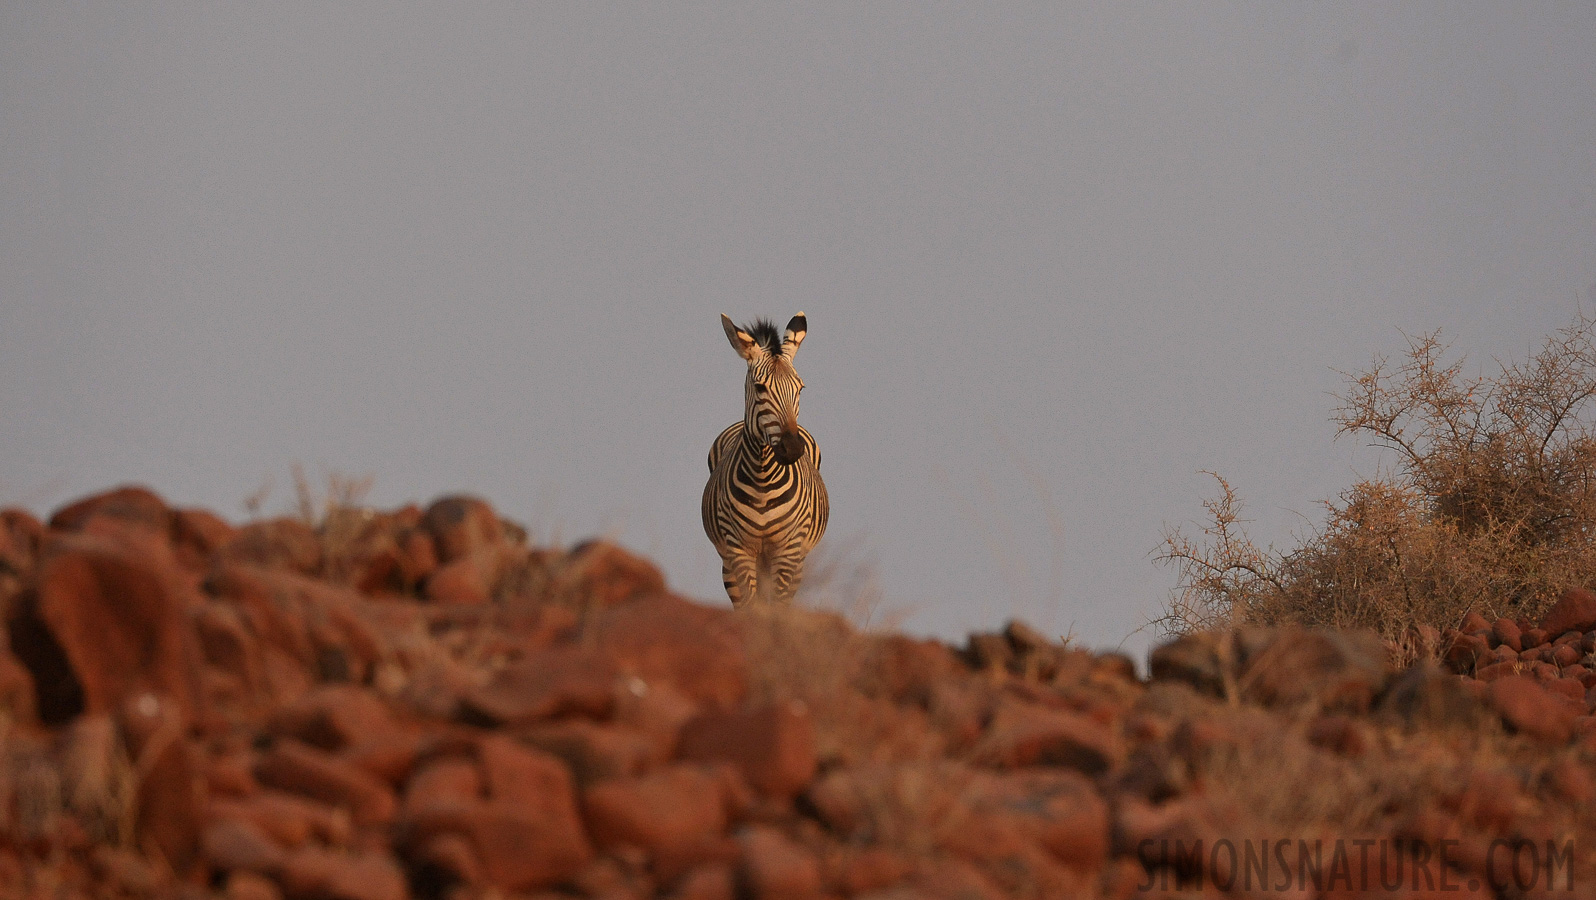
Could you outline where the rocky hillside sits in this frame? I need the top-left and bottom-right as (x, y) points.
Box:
(1, 486), (1593, 899)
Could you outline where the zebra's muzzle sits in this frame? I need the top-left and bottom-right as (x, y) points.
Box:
(772, 430), (805, 465)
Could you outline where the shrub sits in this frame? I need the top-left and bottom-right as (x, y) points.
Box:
(1158, 311), (1596, 640)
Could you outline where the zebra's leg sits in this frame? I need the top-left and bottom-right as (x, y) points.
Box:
(766, 551), (807, 606)
(721, 553), (759, 609)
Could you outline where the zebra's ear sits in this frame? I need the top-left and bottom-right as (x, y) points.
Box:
(783, 312), (807, 358)
(721, 314), (761, 361)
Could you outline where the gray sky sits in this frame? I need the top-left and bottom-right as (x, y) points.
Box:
(3, 4), (1593, 659)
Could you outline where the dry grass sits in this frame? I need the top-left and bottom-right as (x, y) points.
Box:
(1159, 311), (1596, 640)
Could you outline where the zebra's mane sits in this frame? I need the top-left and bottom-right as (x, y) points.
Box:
(745, 319), (784, 357)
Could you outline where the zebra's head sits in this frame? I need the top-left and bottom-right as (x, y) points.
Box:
(722, 312), (809, 465)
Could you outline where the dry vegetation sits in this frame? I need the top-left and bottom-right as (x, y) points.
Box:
(1159, 310), (1596, 641)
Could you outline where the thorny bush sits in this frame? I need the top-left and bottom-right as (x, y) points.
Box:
(1159, 311), (1596, 642)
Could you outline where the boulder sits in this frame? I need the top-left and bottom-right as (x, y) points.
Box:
(1485, 676), (1580, 743)
(278, 846), (407, 900)
(267, 685), (401, 752)
(736, 826), (821, 900)
(970, 698), (1122, 775)
(223, 518), (323, 575)
(459, 646), (617, 726)
(596, 594), (748, 708)
(676, 700), (817, 799)
(1237, 628), (1391, 711)
(582, 764), (730, 854)
(49, 485), (171, 533)
(420, 496), (503, 564)
(550, 539), (668, 609)
(254, 740), (397, 826)
(13, 531), (204, 724)
(401, 737), (592, 891)
(1540, 587), (1596, 639)
(518, 719), (656, 786)
(119, 693), (206, 877)
(1148, 632), (1229, 696)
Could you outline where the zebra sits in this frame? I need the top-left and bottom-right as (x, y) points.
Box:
(702, 312), (829, 608)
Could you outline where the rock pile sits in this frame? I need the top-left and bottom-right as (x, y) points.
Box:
(0, 486), (1592, 899)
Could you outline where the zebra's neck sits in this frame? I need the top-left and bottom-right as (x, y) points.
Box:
(740, 416), (772, 460)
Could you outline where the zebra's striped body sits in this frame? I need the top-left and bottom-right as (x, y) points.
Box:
(702, 313), (828, 607)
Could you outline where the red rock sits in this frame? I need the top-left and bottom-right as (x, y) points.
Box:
(406, 801), (592, 891)
(1306, 714), (1372, 757)
(1486, 676), (1580, 743)
(1545, 677), (1586, 704)
(90, 845), (166, 896)
(519, 719), (655, 785)
(802, 765), (902, 838)
(173, 508), (237, 571)
(1457, 768), (1526, 833)
(550, 539), (667, 609)
(1552, 643), (1584, 667)
(838, 848), (914, 894)
(583, 765), (729, 853)
(737, 826), (821, 900)
(1459, 611), (1492, 634)
(205, 564), (316, 668)
(207, 749), (260, 798)
(1474, 661), (1521, 683)
(1542, 588), (1596, 638)
(211, 791), (351, 849)
(255, 739), (397, 826)
(403, 755), (483, 817)
(475, 735), (567, 807)
(395, 528), (438, 585)
(117, 692), (206, 876)
(460, 646), (616, 725)
(596, 594), (747, 708)
(225, 871), (284, 900)
(571, 855), (653, 899)
(194, 601), (266, 703)
(1522, 627), (1549, 648)
(423, 554), (494, 605)
(1542, 755), (1596, 804)
(1529, 660), (1562, 681)
(1442, 632), (1490, 673)
(613, 679), (701, 761)
(344, 732), (422, 787)
(1492, 618), (1523, 652)
(58, 715), (131, 844)
(278, 846), (407, 900)
(205, 564), (387, 694)
(268, 685), (400, 752)
(676, 701), (817, 799)
(13, 532), (205, 724)
(970, 698), (1122, 774)
(420, 496), (503, 564)
(0, 650), (36, 724)
(223, 518), (322, 575)
(669, 863), (736, 900)
(410, 832), (482, 888)
(1237, 628), (1391, 711)
(905, 857), (1005, 900)
(0, 508), (43, 574)
(960, 769), (1108, 873)
(49, 485), (171, 532)
(403, 738), (592, 891)
(201, 817), (286, 875)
